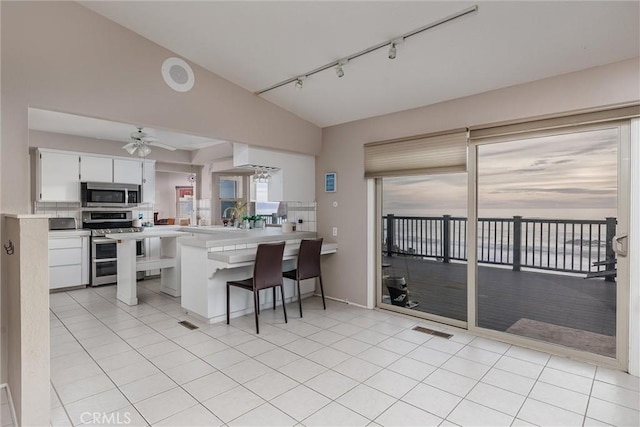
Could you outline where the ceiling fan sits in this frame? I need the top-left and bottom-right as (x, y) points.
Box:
(122, 127), (177, 157)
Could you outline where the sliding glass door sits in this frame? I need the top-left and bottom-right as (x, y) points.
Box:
(374, 116), (630, 364)
(474, 124), (628, 360)
(379, 173), (468, 325)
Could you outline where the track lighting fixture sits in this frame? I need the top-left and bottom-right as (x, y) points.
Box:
(254, 4), (478, 95)
(388, 43), (397, 60)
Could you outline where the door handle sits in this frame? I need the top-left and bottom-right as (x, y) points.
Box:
(612, 233), (628, 257)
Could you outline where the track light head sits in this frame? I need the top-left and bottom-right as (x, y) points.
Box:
(294, 78), (304, 91)
(335, 62), (345, 78)
(388, 43), (397, 60)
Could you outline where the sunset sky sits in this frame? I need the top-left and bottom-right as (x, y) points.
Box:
(383, 127), (618, 219)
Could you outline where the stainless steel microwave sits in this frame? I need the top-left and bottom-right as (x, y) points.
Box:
(81, 182), (141, 207)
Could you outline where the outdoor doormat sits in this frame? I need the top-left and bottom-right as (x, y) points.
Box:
(507, 318), (615, 358)
(413, 326), (453, 339)
(178, 320), (199, 330)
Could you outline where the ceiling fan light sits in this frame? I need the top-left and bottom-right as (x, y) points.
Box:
(138, 145), (152, 157)
(125, 144), (137, 155)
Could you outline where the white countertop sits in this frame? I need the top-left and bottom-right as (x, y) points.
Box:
(146, 225), (184, 231)
(208, 242), (338, 265)
(104, 230), (190, 240)
(49, 229), (91, 237)
(181, 228), (317, 248)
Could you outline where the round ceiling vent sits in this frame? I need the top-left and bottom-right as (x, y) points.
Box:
(161, 57), (195, 92)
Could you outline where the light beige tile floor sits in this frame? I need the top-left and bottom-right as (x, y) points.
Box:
(49, 279), (639, 426)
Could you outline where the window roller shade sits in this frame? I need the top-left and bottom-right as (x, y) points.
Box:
(364, 129), (468, 178)
(470, 105), (640, 141)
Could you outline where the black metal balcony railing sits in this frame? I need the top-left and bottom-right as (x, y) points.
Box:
(383, 214), (616, 278)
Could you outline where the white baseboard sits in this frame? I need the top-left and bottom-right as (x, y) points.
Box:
(315, 293), (371, 310)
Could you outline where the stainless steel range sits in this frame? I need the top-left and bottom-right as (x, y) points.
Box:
(82, 211), (145, 286)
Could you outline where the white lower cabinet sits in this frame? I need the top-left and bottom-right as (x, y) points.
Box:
(49, 235), (89, 290)
(50, 265), (83, 289)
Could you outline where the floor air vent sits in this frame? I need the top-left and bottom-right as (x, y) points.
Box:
(412, 326), (453, 339)
(178, 320), (199, 330)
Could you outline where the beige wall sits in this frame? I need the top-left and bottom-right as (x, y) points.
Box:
(1, 1), (320, 214)
(317, 57), (640, 306)
(0, 1), (320, 384)
(155, 172), (193, 219)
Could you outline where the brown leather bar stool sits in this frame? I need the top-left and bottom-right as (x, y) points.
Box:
(227, 241), (287, 334)
(283, 238), (325, 317)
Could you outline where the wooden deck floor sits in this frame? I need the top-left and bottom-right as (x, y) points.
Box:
(382, 256), (616, 337)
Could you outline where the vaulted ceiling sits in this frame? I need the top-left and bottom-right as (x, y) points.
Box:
(29, 2), (639, 155)
(80, 1), (639, 127)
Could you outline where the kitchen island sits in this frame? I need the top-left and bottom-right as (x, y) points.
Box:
(105, 229), (190, 305)
(180, 228), (337, 323)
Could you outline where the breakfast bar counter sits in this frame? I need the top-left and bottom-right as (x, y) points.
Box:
(180, 229), (337, 323)
(179, 226), (317, 247)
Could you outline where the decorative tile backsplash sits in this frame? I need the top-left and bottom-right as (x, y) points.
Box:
(34, 201), (155, 224)
(33, 199), (316, 231)
(284, 201), (316, 232)
(33, 201), (82, 219)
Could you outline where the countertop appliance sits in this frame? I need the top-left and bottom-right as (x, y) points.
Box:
(81, 182), (141, 208)
(48, 217), (77, 231)
(82, 211), (144, 286)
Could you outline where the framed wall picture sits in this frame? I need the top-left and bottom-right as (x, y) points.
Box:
(325, 172), (337, 192)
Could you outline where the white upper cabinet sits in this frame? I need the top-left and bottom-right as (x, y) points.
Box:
(80, 155), (112, 183)
(113, 158), (143, 185)
(142, 160), (156, 203)
(36, 149), (151, 205)
(79, 156), (142, 185)
(37, 150), (80, 202)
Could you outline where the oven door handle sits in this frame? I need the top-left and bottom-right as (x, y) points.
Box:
(92, 258), (117, 263)
(83, 218), (130, 223)
(92, 237), (115, 244)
